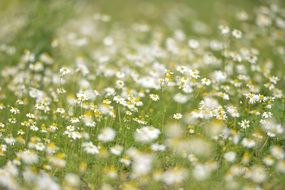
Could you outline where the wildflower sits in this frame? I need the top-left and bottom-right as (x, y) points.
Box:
(189, 69), (200, 79)
(127, 148), (153, 178)
(188, 138), (212, 157)
(56, 108), (65, 114)
(188, 39), (200, 49)
(219, 25), (230, 35)
(276, 161), (285, 173)
(134, 126), (160, 143)
(201, 78), (211, 86)
(64, 173), (80, 187)
(224, 151), (236, 162)
(149, 94), (159, 101)
(270, 146), (284, 160)
(10, 107), (20, 114)
(120, 157), (131, 166)
(103, 36), (114, 46)
(256, 13), (271, 27)
(82, 142), (99, 154)
(98, 127), (116, 142)
(232, 29), (242, 39)
(262, 112), (272, 119)
(246, 166), (266, 183)
(151, 143), (166, 152)
(239, 120), (250, 129)
(263, 156), (274, 166)
(173, 93), (189, 104)
(59, 67), (71, 76)
(261, 119), (283, 137)
(226, 106), (240, 117)
(161, 168), (188, 185)
(193, 163), (217, 181)
(40, 53), (53, 65)
(4, 137), (16, 145)
(176, 66), (187, 74)
(242, 138), (256, 148)
(48, 153), (66, 168)
(213, 71), (227, 82)
(115, 80), (125, 89)
(76, 91), (89, 103)
(83, 115), (96, 127)
(63, 126), (82, 140)
(17, 150), (39, 165)
(36, 172), (60, 190)
(173, 113), (183, 120)
(110, 145), (123, 155)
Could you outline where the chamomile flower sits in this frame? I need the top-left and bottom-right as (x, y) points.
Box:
(224, 151), (237, 162)
(59, 67), (71, 76)
(232, 29), (242, 39)
(134, 126), (160, 143)
(239, 120), (250, 129)
(149, 94), (159, 101)
(82, 142), (99, 154)
(17, 150), (39, 165)
(110, 145), (123, 155)
(98, 127), (116, 142)
(173, 113), (183, 120)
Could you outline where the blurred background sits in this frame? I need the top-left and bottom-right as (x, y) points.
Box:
(0, 0), (283, 68)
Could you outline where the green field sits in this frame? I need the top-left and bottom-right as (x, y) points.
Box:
(0, 0), (285, 189)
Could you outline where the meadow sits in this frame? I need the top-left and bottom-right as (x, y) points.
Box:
(0, 0), (285, 189)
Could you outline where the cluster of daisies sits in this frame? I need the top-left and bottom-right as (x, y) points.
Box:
(0, 1), (285, 190)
